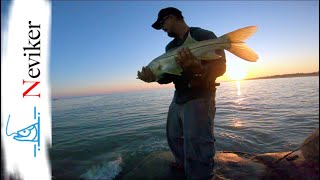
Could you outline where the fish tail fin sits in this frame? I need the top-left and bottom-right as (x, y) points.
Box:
(223, 26), (259, 62)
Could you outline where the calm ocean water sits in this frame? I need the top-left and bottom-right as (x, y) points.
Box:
(51, 76), (319, 180)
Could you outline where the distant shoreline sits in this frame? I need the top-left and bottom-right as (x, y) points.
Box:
(53, 72), (318, 99)
(244, 71), (319, 81)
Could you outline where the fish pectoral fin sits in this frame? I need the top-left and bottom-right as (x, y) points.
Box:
(182, 32), (198, 46)
(166, 71), (182, 76)
(199, 50), (222, 60)
(164, 67), (183, 76)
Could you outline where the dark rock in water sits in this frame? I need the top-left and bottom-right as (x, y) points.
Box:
(252, 151), (318, 180)
(122, 151), (266, 180)
(213, 152), (266, 180)
(121, 130), (319, 180)
(301, 128), (319, 163)
(122, 151), (186, 180)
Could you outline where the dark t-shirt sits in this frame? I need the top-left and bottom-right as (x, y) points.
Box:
(157, 27), (226, 104)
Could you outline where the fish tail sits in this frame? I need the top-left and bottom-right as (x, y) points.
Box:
(224, 26), (259, 62)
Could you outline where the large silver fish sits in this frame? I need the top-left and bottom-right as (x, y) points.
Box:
(138, 26), (259, 82)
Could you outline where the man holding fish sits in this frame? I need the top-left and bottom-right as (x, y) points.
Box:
(138, 7), (227, 180)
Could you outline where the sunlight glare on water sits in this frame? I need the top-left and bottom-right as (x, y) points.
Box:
(236, 81), (241, 96)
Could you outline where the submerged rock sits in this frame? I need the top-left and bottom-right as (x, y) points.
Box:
(121, 129), (319, 180)
(122, 151), (266, 180)
(122, 151), (186, 180)
(301, 128), (319, 163)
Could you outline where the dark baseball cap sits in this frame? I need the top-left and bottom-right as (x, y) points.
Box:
(152, 7), (182, 30)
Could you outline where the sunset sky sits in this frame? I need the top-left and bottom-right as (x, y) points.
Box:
(2, 1), (319, 98)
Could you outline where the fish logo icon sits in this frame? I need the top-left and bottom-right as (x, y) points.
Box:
(6, 106), (41, 157)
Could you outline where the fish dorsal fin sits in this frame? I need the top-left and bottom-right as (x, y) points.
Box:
(182, 31), (198, 46)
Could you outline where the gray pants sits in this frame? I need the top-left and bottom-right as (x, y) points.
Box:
(166, 91), (216, 180)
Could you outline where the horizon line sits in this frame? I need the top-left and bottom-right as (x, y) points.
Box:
(51, 71), (319, 100)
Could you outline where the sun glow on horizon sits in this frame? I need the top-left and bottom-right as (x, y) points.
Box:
(227, 62), (248, 81)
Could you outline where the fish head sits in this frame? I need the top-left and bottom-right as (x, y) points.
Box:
(147, 61), (163, 81)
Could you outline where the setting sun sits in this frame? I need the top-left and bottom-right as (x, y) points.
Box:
(227, 62), (248, 81)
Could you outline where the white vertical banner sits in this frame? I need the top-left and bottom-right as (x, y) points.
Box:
(1, 0), (52, 180)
